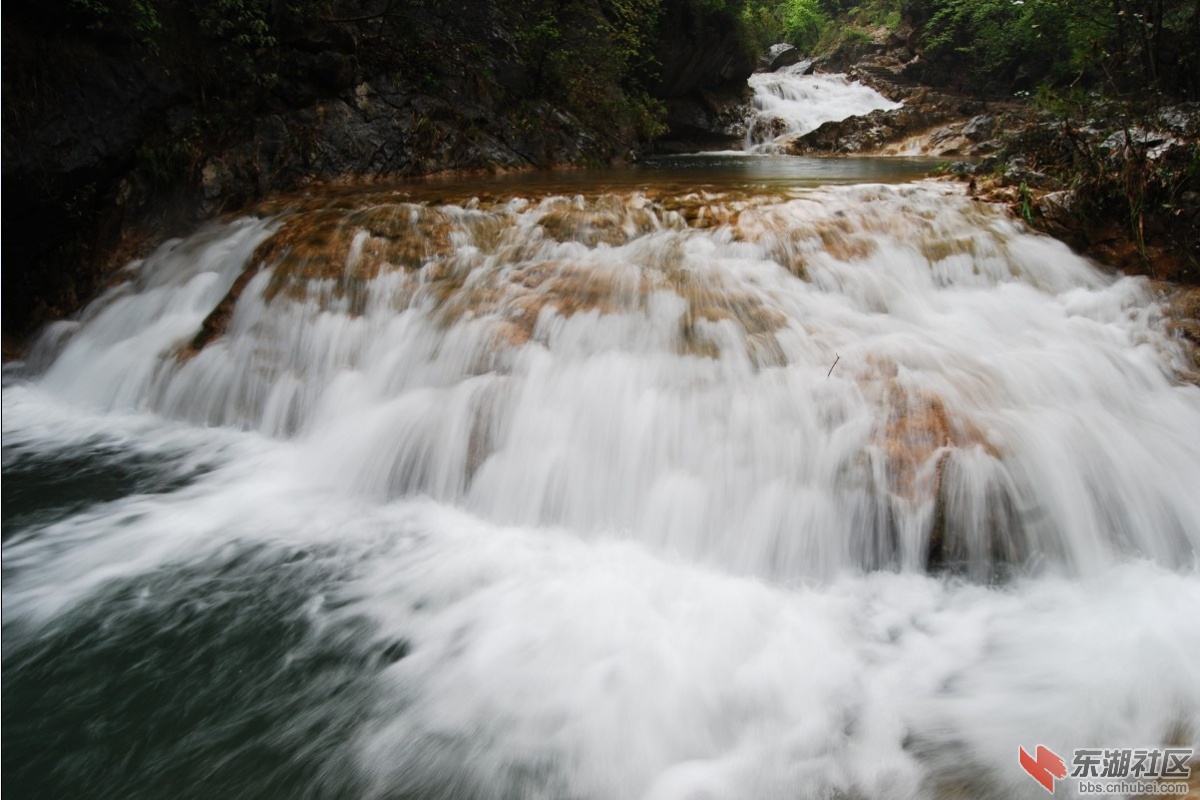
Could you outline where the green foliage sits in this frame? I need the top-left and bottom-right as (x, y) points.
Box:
(922, 0), (1090, 88)
(738, 3), (783, 52)
(780, 0), (829, 50)
(840, 0), (904, 30)
(195, 0), (274, 51)
(735, 0), (907, 55)
(1017, 180), (1034, 224)
(185, 0), (285, 94)
(136, 140), (195, 187)
(68, 0), (163, 54)
(62, 0), (294, 99)
(734, 0), (827, 53)
(509, 0), (667, 140)
(918, 0), (1199, 97)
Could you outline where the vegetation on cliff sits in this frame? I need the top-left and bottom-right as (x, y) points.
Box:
(748, 0), (1198, 100)
(2, 0), (761, 338)
(778, 0), (1199, 279)
(908, 0), (1199, 98)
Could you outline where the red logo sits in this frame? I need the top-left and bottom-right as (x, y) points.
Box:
(1020, 745), (1068, 794)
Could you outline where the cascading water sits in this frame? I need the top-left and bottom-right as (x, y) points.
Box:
(4, 172), (1200, 799)
(745, 64), (902, 152)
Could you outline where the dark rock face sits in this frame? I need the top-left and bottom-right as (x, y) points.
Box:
(654, 0), (756, 98)
(4, 2), (677, 341)
(656, 85), (754, 152)
(960, 114), (996, 141)
(652, 0), (756, 149)
(812, 39), (888, 75)
(200, 83), (597, 216)
(2, 20), (185, 336)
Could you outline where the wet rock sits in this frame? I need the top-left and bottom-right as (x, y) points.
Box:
(1033, 190), (1085, 247)
(1036, 190), (1077, 226)
(657, 84), (753, 152)
(748, 114), (790, 146)
(188, 263), (264, 355)
(1101, 127), (1183, 161)
(924, 126), (972, 156)
(783, 104), (950, 155)
(1161, 286), (1200, 384)
(812, 39), (888, 74)
(1154, 103), (1200, 138)
(200, 159), (232, 202)
(760, 43), (801, 73)
(1001, 165), (1055, 190)
(961, 114), (995, 141)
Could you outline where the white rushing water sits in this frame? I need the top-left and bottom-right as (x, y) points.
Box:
(745, 65), (902, 152)
(4, 180), (1200, 799)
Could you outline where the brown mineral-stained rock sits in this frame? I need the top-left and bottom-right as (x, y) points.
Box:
(660, 196), (742, 230)
(881, 387), (955, 503)
(1160, 284), (1200, 385)
(869, 376), (1006, 571)
(186, 265), (262, 357)
(2, 332), (26, 362)
(536, 197), (663, 246)
(256, 204), (456, 304)
(819, 227), (878, 262)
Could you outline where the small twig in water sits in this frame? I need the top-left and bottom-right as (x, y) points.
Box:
(827, 354), (841, 378)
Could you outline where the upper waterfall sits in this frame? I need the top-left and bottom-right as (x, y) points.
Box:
(745, 65), (902, 152)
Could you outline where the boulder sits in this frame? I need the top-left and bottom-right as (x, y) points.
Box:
(747, 114), (790, 146)
(784, 105), (949, 155)
(1035, 190), (1084, 243)
(961, 114), (996, 141)
(759, 43), (801, 73)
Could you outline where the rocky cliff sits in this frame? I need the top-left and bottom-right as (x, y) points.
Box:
(2, 0), (755, 343)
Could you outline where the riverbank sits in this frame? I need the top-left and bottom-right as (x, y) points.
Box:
(770, 31), (1200, 290)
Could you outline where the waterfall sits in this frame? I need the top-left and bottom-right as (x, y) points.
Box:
(20, 184), (1200, 579)
(745, 65), (902, 152)
(5, 177), (1199, 799)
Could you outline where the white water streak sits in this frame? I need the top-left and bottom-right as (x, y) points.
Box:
(22, 182), (1200, 580)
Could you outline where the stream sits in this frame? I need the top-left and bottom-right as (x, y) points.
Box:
(4, 71), (1199, 800)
